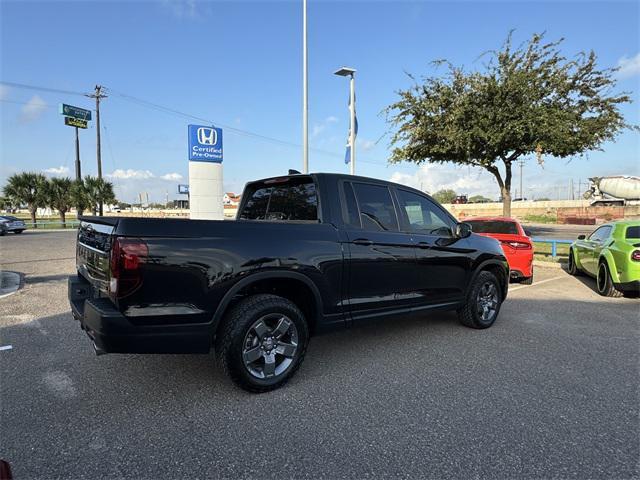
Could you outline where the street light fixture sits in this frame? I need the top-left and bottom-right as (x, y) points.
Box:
(334, 67), (357, 175)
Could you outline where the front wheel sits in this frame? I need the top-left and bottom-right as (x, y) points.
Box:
(458, 271), (503, 329)
(596, 262), (622, 298)
(13, 230), (23, 234)
(215, 294), (309, 393)
(568, 250), (581, 276)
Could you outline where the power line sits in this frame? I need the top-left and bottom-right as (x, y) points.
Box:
(1, 80), (417, 171)
(0, 81), (87, 97)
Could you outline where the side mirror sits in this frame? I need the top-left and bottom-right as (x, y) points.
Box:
(456, 222), (472, 238)
(577, 235), (586, 240)
(524, 229), (532, 237)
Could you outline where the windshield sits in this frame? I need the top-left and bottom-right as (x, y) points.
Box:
(467, 220), (519, 235)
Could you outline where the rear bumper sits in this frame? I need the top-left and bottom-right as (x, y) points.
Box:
(68, 275), (212, 354)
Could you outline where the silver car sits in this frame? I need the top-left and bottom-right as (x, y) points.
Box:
(0, 216), (27, 235)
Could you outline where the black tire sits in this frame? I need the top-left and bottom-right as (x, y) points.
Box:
(14, 230), (23, 234)
(0, 229), (5, 237)
(567, 250), (581, 276)
(520, 275), (534, 285)
(215, 294), (309, 393)
(457, 270), (503, 329)
(596, 261), (622, 298)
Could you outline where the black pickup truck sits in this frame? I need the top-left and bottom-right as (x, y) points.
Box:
(69, 173), (509, 392)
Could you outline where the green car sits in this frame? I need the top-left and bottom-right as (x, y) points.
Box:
(568, 220), (640, 297)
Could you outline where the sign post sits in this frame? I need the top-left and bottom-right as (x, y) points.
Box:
(187, 125), (224, 220)
(60, 103), (92, 181)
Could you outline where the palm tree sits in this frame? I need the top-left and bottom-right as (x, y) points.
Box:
(45, 177), (74, 226)
(71, 180), (91, 216)
(2, 172), (47, 227)
(84, 176), (116, 215)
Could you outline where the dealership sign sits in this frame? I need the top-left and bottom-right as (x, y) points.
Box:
(64, 117), (88, 129)
(59, 103), (92, 121)
(188, 125), (223, 162)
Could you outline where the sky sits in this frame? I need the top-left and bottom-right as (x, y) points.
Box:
(1, 0), (639, 203)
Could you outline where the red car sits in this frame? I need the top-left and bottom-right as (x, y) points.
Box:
(466, 217), (534, 284)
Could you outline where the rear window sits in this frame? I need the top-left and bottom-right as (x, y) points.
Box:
(626, 226), (640, 239)
(239, 177), (318, 222)
(467, 220), (519, 235)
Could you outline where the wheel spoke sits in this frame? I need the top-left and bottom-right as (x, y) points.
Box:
(253, 320), (269, 339)
(243, 347), (262, 364)
(263, 353), (276, 377)
(272, 317), (292, 339)
(276, 341), (297, 358)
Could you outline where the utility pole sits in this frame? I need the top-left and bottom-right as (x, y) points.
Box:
(302, 0), (309, 174)
(87, 85), (108, 215)
(518, 159), (525, 200)
(74, 127), (81, 181)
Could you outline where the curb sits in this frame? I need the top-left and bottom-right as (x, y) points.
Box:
(534, 260), (567, 270)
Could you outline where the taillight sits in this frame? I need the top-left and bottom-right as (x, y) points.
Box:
(109, 237), (148, 298)
(501, 240), (532, 250)
(632, 250), (640, 262)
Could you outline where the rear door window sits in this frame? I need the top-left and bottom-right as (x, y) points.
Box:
(239, 177), (318, 221)
(352, 183), (399, 232)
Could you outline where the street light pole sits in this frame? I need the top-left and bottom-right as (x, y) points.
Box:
(302, 0), (309, 174)
(348, 73), (356, 175)
(334, 67), (357, 175)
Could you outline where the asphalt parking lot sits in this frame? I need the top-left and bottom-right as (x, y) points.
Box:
(1, 230), (638, 479)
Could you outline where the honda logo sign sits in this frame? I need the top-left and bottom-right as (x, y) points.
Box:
(188, 124), (223, 162)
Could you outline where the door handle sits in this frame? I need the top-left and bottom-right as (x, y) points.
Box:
(353, 238), (373, 246)
(416, 242), (431, 249)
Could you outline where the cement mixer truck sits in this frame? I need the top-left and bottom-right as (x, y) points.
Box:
(584, 176), (640, 206)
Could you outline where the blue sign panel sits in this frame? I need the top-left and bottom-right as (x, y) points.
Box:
(178, 184), (189, 194)
(188, 125), (223, 162)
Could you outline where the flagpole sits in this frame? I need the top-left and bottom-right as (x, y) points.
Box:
(302, 0), (309, 174)
(349, 73), (355, 175)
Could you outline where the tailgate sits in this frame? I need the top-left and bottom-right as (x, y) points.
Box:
(76, 219), (116, 293)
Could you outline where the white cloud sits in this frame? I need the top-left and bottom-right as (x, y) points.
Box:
(160, 172), (183, 180)
(312, 116), (340, 139)
(358, 138), (376, 152)
(0, 84), (9, 101)
(161, 0), (199, 18)
(617, 53), (640, 78)
(43, 166), (70, 176)
(20, 95), (47, 122)
(389, 163), (499, 199)
(107, 169), (155, 179)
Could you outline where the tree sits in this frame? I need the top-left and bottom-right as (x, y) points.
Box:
(71, 180), (91, 216)
(469, 195), (492, 203)
(83, 176), (116, 215)
(45, 177), (74, 225)
(387, 32), (636, 216)
(2, 172), (47, 227)
(432, 189), (457, 204)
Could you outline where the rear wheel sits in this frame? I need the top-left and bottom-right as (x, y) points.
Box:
(520, 275), (533, 285)
(567, 250), (580, 276)
(215, 294), (309, 393)
(596, 262), (622, 298)
(458, 271), (503, 329)
(14, 230), (23, 234)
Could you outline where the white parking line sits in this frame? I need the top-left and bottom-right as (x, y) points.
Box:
(0, 345), (13, 351)
(510, 276), (565, 292)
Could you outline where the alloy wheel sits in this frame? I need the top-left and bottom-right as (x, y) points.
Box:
(242, 313), (299, 379)
(476, 281), (498, 322)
